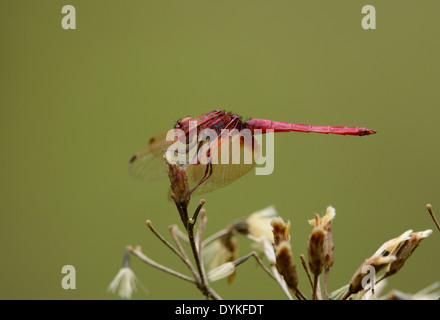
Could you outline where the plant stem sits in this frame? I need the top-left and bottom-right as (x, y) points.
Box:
(341, 291), (351, 300)
(312, 275), (319, 300)
(146, 220), (188, 264)
(187, 218), (209, 297)
(169, 225), (200, 281)
(300, 254), (314, 289)
(295, 290), (307, 301)
(201, 228), (232, 247)
(250, 252), (276, 281)
(129, 247), (196, 284)
(426, 204), (440, 232)
(196, 211), (209, 282)
(324, 268), (330, 300)
(196, 209), (206, 252)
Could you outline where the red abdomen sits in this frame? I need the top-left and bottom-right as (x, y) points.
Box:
(244, 119), (376, 136)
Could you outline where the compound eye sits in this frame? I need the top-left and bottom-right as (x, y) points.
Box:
(180, 117), (192, 126)
(174, 116), (193, 129)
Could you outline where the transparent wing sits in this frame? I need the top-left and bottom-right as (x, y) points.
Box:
(188, 163), (256, 195)
(128, 131), (171, 181)
(185, 130), (261, 195)
(128, 114), (263, 195)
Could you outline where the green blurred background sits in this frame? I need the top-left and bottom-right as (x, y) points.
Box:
(1, 1), (439, 299)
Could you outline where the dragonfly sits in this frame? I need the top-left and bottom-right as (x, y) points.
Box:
(128, 109), (376, 195)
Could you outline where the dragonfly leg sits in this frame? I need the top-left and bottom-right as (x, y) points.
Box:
(189, 162), (213, 195)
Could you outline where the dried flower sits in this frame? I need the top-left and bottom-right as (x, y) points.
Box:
(270, 217), (300, 295)
(308, 206), (336, 230)
(108, 247), (145, 299)
(108, 267), (139, 299)
(347, 255), (397, 297)
(203, 232), (238, 282)
(233, 206), (278, 243)
(167, 161), (190, 202)
(384, 229), (432, 277)
(372, 229), (413, 258)
(275, 241), (299, 292)
(341, 227), (433, 299)
(166, 161), (191, 225)
(271, 216), (291, 247)
(308, 206), (335, 269)
(307, 225), (326, 277)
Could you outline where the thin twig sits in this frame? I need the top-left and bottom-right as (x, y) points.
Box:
(175, 227), (189, 243)
(324, 267), (330, 300)
(192, 199), (205, 222)
(201, 228), (232, 247)
(129, 247), (196, 284)
(250, 252), (277, 281)
(206, 286), (222, 300)
(146, 220), (186, 262)
(123, 246), (131, 268)
(196, 209), (208, 285)
(131, 246), (221, 300)
(300, 254), (314, 289)
(169, 225), (200, 282)
(295, 289), (307, 301)
(312, 275), (319, 300)
(426, 204), (440, 232)
(316, 276), (322, 300)
(196, 209), (207, 252)
(169, 225), (189, 257)
(341, 291), (351, 300)
(233, 252), (254, 266)
(188, 218), (207, 292)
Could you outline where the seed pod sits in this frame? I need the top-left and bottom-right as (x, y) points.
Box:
(271, 217), (291, 247)
(348, 255), (396, 295)
(307, 226), (326, 277)
(386, 229), (432, 277)
(275, 241), (299, 292)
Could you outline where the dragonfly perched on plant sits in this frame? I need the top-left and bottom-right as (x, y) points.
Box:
(128, 109), (376, 195)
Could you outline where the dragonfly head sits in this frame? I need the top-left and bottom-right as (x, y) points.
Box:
(174, 116), (194, 130)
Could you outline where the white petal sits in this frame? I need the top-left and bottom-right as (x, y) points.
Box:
(208, 262), (235, 282)
(108, 267), (138, 299)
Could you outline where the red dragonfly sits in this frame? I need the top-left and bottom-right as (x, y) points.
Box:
(129, 109), (376, 195)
